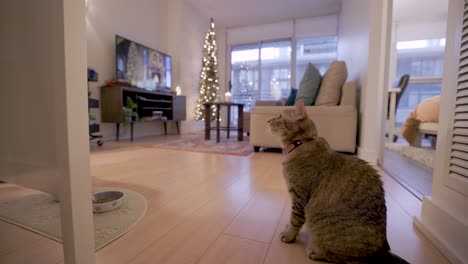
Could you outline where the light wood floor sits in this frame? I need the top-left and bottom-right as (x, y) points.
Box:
(0, 136), (448, 264)
(382, 149), (433, 199)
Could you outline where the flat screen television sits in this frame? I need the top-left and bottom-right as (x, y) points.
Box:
(116, 35), (172, 91)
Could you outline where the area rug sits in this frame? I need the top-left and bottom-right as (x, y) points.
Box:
(385, 142), (435, 169)
(145, 132), (254, 156)
(0, 187), (147, 251)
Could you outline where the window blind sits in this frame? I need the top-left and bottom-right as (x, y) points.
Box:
(449, 0), (468, 180)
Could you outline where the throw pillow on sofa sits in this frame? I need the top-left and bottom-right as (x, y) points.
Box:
(315, 60), (348, 106)
(295, 63), (321, 105)
(285, 88), (297, 106)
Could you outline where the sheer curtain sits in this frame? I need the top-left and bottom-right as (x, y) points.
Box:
(259, 40), (292, 101)
(231, 44), (259, 111)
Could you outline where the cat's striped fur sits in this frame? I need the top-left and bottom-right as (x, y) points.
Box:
(268, 101), (409, 264)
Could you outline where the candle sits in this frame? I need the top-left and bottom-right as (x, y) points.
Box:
(225, 91), (232, 102)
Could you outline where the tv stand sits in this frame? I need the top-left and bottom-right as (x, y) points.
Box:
(100, 86), (186, 141)
(114, 119), (179, 141)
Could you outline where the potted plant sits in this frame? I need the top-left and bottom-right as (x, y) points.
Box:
(122, 96), (139, 124)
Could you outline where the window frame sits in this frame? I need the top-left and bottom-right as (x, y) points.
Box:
(392, 38), (446, 127)
(229, 38), (293, 110)
(228, 35), (338, 110)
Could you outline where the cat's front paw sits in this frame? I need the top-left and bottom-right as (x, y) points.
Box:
(306, 248), (315, 259)
(306, 248), (326, 261)
(280, 225), (297, 243)
(280, 231), (296, 243)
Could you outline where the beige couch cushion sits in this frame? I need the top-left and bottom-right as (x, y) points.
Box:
(340, 81), (356, 106)
(315, 61), (348, 106)
(415, 95), (440, 122)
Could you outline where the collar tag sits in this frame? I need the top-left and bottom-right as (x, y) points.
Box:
(284, 139), (311, 155)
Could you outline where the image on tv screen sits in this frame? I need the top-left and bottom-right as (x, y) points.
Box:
(116, 35), (172, 91)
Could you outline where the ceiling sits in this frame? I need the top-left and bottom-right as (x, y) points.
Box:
(185, 0), (449, 29)
(184, 0), (341, 28)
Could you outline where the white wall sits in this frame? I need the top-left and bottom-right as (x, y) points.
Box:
(86, 0), (169, 140)
(337, 0), (370, 87)
(0, 1), (60, 194)
(414, 1), (468, 263)
(338, 0), (391, 164)
(338, 0), (392, 163)
(168, 0), (211, 133)
(395, 19), (447, 41)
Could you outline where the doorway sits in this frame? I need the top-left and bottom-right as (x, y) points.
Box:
(381, 0), (449, 199)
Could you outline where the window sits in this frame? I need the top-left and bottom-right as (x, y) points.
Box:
(394, 38), (445, 126)
(230, 36), (337, 111)
(296, 36), (337, 87)
(260, 40), (291, 101)
(231, 44), (260, 111)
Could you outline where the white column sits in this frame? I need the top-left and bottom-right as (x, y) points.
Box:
(414, 1), (468, 263)
(0, 0), (95, 263)
(58, 0), (95, 263)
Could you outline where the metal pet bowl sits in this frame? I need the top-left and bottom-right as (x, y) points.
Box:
(92, 191), (125, 213)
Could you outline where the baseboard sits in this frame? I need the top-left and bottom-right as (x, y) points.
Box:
(414, 197), (468, 264)
(357, 147), (378, 164)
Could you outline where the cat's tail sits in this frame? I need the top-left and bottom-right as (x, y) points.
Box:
(367, 251), (410, 264)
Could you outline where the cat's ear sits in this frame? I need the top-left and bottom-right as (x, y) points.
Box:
(294, 100), (307, 120)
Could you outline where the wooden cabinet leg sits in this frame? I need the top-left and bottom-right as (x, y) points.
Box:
(116, 123), (120, 141)
(216, 105), (220, 143)
(238, 105), (243, 141)
(164, 121), (167, 136)
(176, 121), (180, 135)
(205, 105), (211, 140)
(227, 106), (231, 139)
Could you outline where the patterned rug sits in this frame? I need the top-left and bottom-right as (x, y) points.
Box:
(145, 132), (254, 156)
(0, 187), (147, 251)
(385, 142), (435, 169)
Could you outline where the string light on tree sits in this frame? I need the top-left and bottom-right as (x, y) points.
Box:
(195, 18), (219, 121)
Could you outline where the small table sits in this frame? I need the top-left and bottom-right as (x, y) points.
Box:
(204, 102), (244, 143)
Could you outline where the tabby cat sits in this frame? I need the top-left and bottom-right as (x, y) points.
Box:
(268, 101), (409, 264)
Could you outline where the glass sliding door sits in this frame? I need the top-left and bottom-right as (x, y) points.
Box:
(259, 40), (292, 101)
(231, 40), (292, 110)
(394, 38), (445, 126)
(230, 37), (337, 108)
(231, 44), (260, 111)
(382, 37), (446, 199)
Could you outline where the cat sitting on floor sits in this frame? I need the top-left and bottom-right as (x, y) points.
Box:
(268, 100), (409, 264)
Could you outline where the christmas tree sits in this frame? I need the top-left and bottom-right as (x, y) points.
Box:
(194, 18), (219, 121)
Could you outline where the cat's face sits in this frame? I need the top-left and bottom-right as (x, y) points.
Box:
(268, 110), (298, 135)
(268, 101), (317, 142)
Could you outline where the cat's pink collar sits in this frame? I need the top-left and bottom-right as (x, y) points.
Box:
(284, 139), (312, 154)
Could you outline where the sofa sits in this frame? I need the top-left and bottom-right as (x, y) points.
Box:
(249, 80), (358, 153)
(243, 100), (285, 135)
